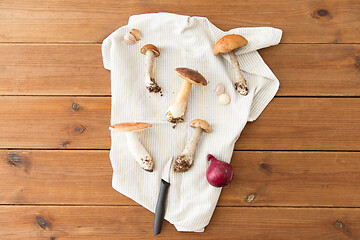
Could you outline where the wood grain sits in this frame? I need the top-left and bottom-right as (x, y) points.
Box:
(223, 151), (360, 207)
(1, 150), (360, 207)
(0, 150), (128, 205)
(0, 206), (359, 239)
(1, 0), (359, 238)
(0, 0), (359, 43)
(236, 97), (360, 150)
(0, 44), (110, 95)
(260, 44), (360, 96)
(0, 97), (110, 149)
(0, 97), (359, 150)
(1, 44), (359, 96)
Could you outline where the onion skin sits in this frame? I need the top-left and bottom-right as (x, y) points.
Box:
(206, 154), (234, 187)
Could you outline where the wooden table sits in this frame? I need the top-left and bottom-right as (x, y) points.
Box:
(1, 0), (359, 239)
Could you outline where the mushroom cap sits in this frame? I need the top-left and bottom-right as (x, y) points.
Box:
(141, 44), (160, 57)
(130, 29), (142, 40)
(175, 68), (208, 86)
(189, 119), (212, 133)
(213, 34), (248, 55)
(110, 122), (152, 131)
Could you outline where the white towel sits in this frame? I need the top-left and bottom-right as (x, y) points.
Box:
(102, 12), (282, 232)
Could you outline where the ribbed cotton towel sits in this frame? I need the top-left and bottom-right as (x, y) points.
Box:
(102, 12), (282, 232)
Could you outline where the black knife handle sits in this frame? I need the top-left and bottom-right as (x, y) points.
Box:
(153, 179), (170, 236)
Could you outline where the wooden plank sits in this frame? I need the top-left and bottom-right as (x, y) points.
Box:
(1, 44), (359, 96)
(0, 206), (359, 239)
(222, 151), (360, 207)
(0, 150), (129, 205)
(236, 97), (360, 150)
(0, 0), (359, 43)
(1, 150), (360, 207)
(0, 44), (110, 95)
(0, 97), (359, 150)
(260, 44), (360, 96)
(0, 96), (110, 149)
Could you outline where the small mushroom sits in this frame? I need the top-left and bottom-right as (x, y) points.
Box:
(166, 68), (207, 123)
(124, 29), (142, 44)
(130, 29), (142, 41)
(213, 35), (248, 95)
(173, 119), (212, 172)
(141, 44), (162, 93)
(109, 122), (154, 172)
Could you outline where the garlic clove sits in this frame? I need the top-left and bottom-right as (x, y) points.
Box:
(130, 29), (142, 40)
(218, 93), (231, 105)
(124, 32), (137, 44)
(214, 83), (225, 96)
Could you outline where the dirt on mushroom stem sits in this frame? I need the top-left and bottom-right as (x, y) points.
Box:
(166, 112), (184, 124)
(228, 50), (248, 95)
(166, 80), (192, 123)
(173, 127), (203, 172)
(234, 82), (248, 94)
(146, 78), (162, 93)
(144, 48), (162, 94)
(173, 154), (192, 172)
(124, 130), (154, 172)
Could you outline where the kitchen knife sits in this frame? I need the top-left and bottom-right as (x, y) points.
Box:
(153, 157), (174, 236)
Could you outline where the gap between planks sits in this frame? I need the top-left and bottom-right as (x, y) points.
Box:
(1, 95), (360, 98)
(2, 148), (360, 152)
(0, 204), (359, 209)
(0, 42), (360, 45)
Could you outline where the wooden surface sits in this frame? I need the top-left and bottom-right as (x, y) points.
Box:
(0, 0), (359, 239)
(1, 0), (359, 43)
(0, 97), (359, 150)
(1, 207), (360, 239)
(1, 44), (359, 96)
(2, 150), (360, 207)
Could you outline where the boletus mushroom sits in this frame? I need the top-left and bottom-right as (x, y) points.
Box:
(141, 44), (162, 93)
(109, 122), (154, 172)
(173, 119), (212, 172)
(166, 68), (207, 123)
(213, 35), (248, 95)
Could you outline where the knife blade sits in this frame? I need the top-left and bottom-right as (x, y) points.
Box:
(153, 157), (174, 236)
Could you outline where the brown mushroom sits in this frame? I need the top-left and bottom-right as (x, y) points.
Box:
(173, 119), (212, 172)
(124, 29), (142, 44)
(109, 122), (154, 172)
(166, 68), (207, 123)
(213, 34), (248, 95)
(141, 44), (162, 93)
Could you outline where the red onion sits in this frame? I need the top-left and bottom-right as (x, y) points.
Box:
(206, 154), (234, 187)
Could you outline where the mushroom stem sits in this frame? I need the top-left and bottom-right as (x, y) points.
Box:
(166, 80), (192, 123)
(182, 127), (203, 157)
(174, 127), (203, 172)
(126, 132), (154, 172)
(145, 50), (161, 93)
(228, 51), (248, 95)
